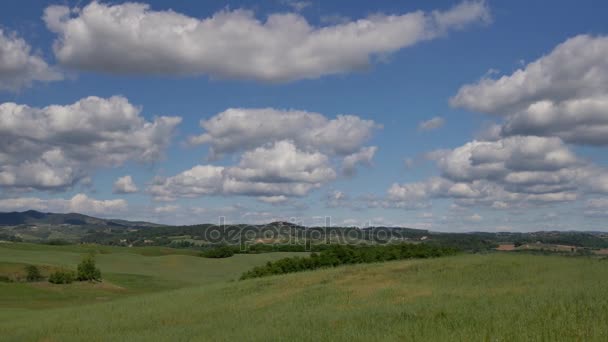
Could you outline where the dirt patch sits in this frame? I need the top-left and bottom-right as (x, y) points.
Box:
(496, 244), (516, 251)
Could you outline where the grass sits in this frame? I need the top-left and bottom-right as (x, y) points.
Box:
(0, 243), (305, 310)
(1, 249), (608, 341)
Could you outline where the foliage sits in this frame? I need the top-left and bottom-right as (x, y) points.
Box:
(0, 275), (13, 283)
(48, 270), (75, 284)
(45, 239), (73, 246)
(25, 265), (42, 282)
(240, 243), (458, 279)
(76, 254), (102, 281)
(0, 233), (22, 242)
(241, 243), (330, 253)
(425, 233), (499, 252)
(201, 246), (237, 258)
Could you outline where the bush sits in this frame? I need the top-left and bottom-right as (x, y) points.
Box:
(48, 270), (75, 284)
(46, 239), (72, 246)
(0, 275), (13, 283)
(77, 254), (102, 281)
(240, 243), (459, 280)
(201, 246), (237, 258)
(25, 265), (42, 282)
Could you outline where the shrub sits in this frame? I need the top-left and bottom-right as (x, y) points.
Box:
(240, 243), (459, 280)
(201, 246), (237, 258)
(48, 270), (75, 284)
(46, 239), (72, 246)
(77, 254), (102, 281)
(25, 265), (42, 282)
(0, 275), (13, 283)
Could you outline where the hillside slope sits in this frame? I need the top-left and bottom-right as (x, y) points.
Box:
(2, 253), (608, 341)
(0, 210), (160, 228)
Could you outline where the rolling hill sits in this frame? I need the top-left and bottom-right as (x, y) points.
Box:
(0, 210), (161, 228)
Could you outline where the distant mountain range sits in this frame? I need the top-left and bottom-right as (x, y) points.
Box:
(0, 210), (162, 228)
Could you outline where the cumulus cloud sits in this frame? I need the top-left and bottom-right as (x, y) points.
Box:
(451, 35), (608, 145)
(387, 136), (608, 208)
(257, 195), (289, 204)
(418, 117), (445, 131)
(0, 96), (181, 191)
(188, 108), (380, 158)
(112, 175), (138, 194)
(149, 141), (336, 200)
(342, 146), (377, 176)
(585, 198), (608, 217)
(188, 108), (382, 187)
(154, 204), (179, 213)
(0, 29), (63, 91)
(466, 213), (483, 222)
(44, 1), (490, 82)
(0, 194), (127, 216)
(326, 190), (350, 208)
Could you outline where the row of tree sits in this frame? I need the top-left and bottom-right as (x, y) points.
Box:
(199, 243), (334, 258)
(240, 243), (459, 280)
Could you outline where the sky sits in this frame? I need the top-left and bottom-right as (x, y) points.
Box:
(1, 0), (608, 231)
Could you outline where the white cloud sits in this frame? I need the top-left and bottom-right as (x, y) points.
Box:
(342, 146), (377, 176)
(148, 165), (225, 200)
(0, 29), (62, 91)
(467, 213), (483, 222)
(326, 190), (350, 208)
(451, 35), (608, 145)
(501, 96), (608, 145)
(188, 108), (380, 158)
(44, 1), (490, 82)
(0, 194), (127, 216)
(154, 205), (179, 213)
(175, 107), (379, 200)
(0, 96), (181, 191)
(150, 141), (336, 200)
(112, 175), (138, 194)
(257, 195), (289, 204)
(418, 117), (445, 131)
(387, 136), (608, 208)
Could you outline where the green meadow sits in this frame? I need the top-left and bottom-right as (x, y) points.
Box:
(1, 243), (608, 341)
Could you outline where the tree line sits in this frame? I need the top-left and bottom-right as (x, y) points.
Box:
(240, 243), (458, 280)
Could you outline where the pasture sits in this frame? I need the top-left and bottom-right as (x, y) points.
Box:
(1, 243), (607, 341)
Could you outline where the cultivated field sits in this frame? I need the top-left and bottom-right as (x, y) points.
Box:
(1, 243), (608, 341)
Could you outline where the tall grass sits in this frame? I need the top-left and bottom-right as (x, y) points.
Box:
(1, 253), (608, 341)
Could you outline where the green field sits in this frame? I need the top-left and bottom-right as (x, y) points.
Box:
(1, 243), (608, 341)
(0, 243), (305, 310)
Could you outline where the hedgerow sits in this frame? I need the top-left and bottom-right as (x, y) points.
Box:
(240, 243), (458, 279)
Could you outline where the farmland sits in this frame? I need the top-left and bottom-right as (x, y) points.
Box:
(1, 242), (608, 341)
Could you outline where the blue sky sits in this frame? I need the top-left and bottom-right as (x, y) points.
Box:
(1, 0), (608, 231)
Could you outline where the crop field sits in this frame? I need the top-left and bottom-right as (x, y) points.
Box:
(1, 243), (607, 341)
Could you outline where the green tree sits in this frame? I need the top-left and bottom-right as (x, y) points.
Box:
(49, 270), (75, 284)
(25, 265), (42, 282)
(76, 254), (102, 282)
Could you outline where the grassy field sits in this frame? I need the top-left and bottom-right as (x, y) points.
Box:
(1, 243), (608, 341)
(0, 242), (305, 310)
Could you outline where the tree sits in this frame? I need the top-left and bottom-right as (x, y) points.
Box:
(25, 265), (42, 282)
(77, 254), (102, 282)
(49, 270), (75, 284)
(201, 246), (236, 258)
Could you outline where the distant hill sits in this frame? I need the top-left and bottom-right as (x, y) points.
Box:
(2, 211), (608, 251)
(0, 210), (162, 228)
